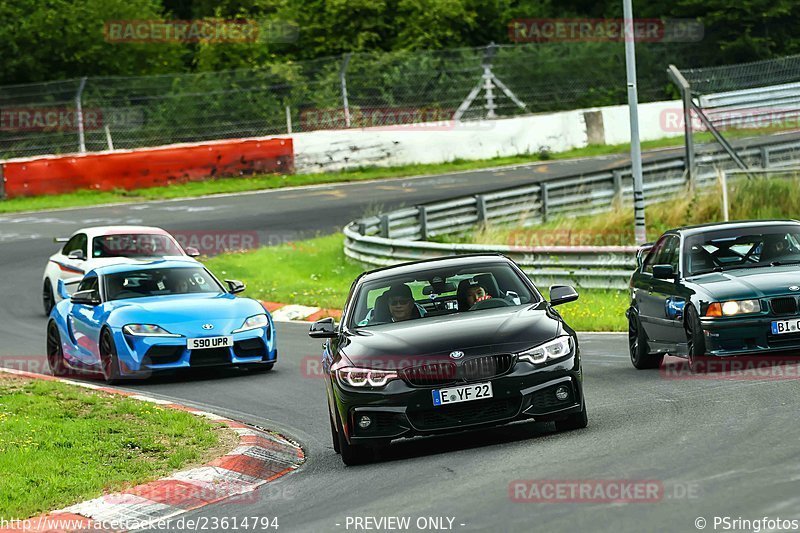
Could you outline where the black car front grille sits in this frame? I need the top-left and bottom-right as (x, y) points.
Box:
(457, 354), (514, 382)
(407, 397), (521, 430)
(401, 362), (458, 387)
(189, 347), (231, 366)
(233, 338), (266, 358)
(771, 297), (798, 315)
(143, 345), (184, 365)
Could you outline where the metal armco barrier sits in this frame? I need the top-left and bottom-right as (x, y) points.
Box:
(0, 137), (293, 199)
(344, 135), (800, 289)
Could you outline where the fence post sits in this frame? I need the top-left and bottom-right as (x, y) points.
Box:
(667, 65), (694, 185)
(419, 206), (428, 240)
(379, 214), (390, 238)
(75, 77), (88, 153)
(285, 105), (293, 134)
(760, 146), (770, 168)
(612, 170), (623, 203)
(340, 53), (352, 128)
(541, 183), (549, 222)
(0, 164), (5, 199)
(475, 194), (487, 224)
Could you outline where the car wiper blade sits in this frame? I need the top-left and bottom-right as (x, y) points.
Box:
(770, 259), (800, 266)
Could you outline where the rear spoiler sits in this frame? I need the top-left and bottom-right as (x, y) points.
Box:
(636, 242), (655, 269)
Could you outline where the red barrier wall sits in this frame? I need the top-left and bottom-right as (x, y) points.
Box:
(1, 137), (293, 198)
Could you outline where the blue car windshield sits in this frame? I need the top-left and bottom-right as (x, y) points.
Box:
(104, 267), (224, 301)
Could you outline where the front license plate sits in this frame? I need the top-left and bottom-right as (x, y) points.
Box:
(432, 382), (493, 407)
(187, 336), (233, 350)
(771, 319), (800, 335)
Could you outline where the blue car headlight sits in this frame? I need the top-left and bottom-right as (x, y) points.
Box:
(123, 324), (181, 337)
(517, 336), (573, 364)
(233, 314), (269, 333)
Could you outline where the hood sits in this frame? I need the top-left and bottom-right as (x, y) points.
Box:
(341, 304), (561, 367)
(689, 265), (800, 300)
(106, 293), (264, 335)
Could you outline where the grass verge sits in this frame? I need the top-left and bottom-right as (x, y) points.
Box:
(2, 128), (777, 215)
(203, 233), (629, 331)
(0, 376), (236, 519)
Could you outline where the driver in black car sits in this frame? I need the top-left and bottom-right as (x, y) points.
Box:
(457, 279), (491, 310)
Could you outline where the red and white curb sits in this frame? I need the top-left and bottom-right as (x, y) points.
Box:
(261, 301), (341, 323)
(0, 367), (305, 533)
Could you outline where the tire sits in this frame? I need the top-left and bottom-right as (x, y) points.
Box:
(99, 328), (123, 384)
(43, 280), (55, 316)
(555, 405), (588, 432)
(46, 321), (69, 377)
(335, 411), (373, 466)
(628, 310), (664, 369)
(685, 306), (708, 373)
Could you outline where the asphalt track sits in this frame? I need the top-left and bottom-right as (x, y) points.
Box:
(2, 140), (800, 533)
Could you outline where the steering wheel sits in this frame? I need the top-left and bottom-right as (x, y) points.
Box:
(469, 298), (511, 311)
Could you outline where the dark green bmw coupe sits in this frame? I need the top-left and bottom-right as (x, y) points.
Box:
(627, 220), (800, 371)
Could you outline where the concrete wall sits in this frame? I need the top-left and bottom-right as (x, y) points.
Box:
(288, 99), (683, 173)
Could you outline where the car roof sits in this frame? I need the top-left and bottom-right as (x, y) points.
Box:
(89, 259), (201, 276)
(73, 226), (171, 238)
(358, 253), (511, 283)
(670, 219), (800, 237)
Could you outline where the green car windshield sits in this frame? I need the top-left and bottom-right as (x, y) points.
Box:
(685, 225), (800, 275)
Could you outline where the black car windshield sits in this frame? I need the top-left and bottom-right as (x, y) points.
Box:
(104, 267), (224, 300)
(92, 234), (183, 258)
(685, 225), (800, 275)
(349, 262), (538, 328)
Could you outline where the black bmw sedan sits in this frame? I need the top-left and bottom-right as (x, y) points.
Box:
(308, 254), (587, 465)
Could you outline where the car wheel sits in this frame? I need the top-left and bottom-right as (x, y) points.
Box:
(554, 405), (588, 432)
(685, 306), (708, 373)
(46, 322), (68, 377)
(43, 280), (55, 316)
(628, 311), (663, 369)
(99, 328), (123, 384)
(335, 411), (372, 466)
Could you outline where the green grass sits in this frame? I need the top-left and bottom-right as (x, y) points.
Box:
(0, 376), (233, 519)
(0, 129), (763, 215)
(204, 233), (629, 331)
(204, 233), (364, 310)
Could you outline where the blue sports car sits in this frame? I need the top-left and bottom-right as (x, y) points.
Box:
(46, 260), (277, 383)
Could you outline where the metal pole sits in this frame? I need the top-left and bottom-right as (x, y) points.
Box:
(623, 0), (647, 245)
(104, 124), (114, 150)
(285, 105), (292, 134)
(667, 65), (695, 184)
(720, 171), (729, 222)
(75, 77), (88, 153)
(340, 53), (352, 128)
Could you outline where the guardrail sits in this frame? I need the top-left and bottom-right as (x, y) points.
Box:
(344, 135), (800, 289)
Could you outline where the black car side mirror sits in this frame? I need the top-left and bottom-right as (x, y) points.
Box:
(653, 264), (677, 280)
(549, 285), (579, 306)
(309, 317), (337, 338)
(71, 290), (100, 306)
(68, 249), (86, 261)
(225, 279), (246, 294)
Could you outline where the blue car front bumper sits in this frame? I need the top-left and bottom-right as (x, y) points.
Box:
(111, 325), (277, 376)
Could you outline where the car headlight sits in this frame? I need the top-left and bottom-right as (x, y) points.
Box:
(337, 367), (398, 388)
(122, 324), (181, 337)
(517, 336), (573, 364)
(705, 299), (761, 317)
(233, 313), (269, 333)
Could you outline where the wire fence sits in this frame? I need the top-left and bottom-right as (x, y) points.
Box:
(0, 42), (703, 160)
